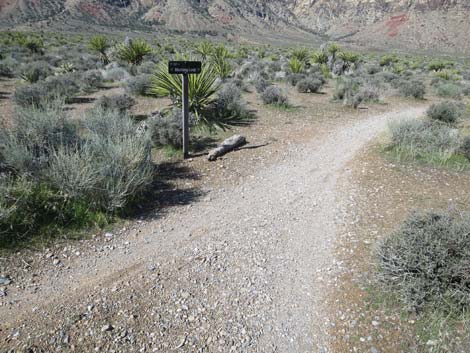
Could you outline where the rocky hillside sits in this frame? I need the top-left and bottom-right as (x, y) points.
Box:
(1, 0), (469, 53)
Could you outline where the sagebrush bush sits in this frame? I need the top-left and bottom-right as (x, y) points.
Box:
(398, 79), (426, 99)
(287, 73), (305, 87)
(254, 78), (270, 93)
(80, 70), (103, 93)
(260, 86), (288, 106)
(202, 83), (254, 130)
(426, 101), (462, 124)
(96, 94), (136, 112)
(435, 82), (462, 98)
(125, 74), (152, 96)
(19, 61), (51, 83)
(296, 77), (323, 93)
(377, 210), (470, 312)
(461, 136), (470, 160)
(389, 119), (461, 157)
(101, 65), (130, 82)
(0, 60), (15, 77)
(147, 109), (183, 148)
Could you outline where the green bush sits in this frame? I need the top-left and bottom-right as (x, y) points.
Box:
(19, 61), (51, 83)
(296, 78), (323, 93)
(388, 119), (461, 161)
(95, 94), (136, 112)
(254, 77), (270, 93)
(287, 73), (305, 87)
(260, 86), (288, 106)
(148, 109), (184, 148)
(126, 74), (152, 96)
(333, 77), (360, 105)
(202, 83), (254, 130)
(377, 210), (470, 312)
(398, 79), (426, 99)
(426, 101), (463, 124)
(0, 59), (15, 78)
(80, 70), (103, 93)
(461, 137), (470, 160)
(435, 82), (462, 98)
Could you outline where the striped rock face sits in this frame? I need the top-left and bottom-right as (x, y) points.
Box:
(1, 0), (469, 54)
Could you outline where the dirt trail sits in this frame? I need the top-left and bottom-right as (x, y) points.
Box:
(1, 106), (426, 352)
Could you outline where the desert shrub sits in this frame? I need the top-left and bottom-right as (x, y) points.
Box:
(379, 55), (399, 67)
(435, 82), (462, 98)
(296, 77), (323, 93)
(333, 77), (359, 102)
(287, 73), (306, 86)
(351, 86), (381, 108)
(388, 119), (461, 162)
(137, 61), (156, 75)
(260, 86), (288, 106)
(102, 66), (130, 82)
(80, 70), (103, 93)
(0, 101), (78, 175)
(44, 74), (80, 99)
(14, 74), (78, 107)
(125, 74), (152, 96)
(96, 94), (136, 112)
(461, 137), (470, 160)
(147, 109), (183, 148)
(0, 60), (15, 78)
(426, 101), (463, 124)
(398, 79), (426, 99)
(254, 78), (270, 93)
(13, 84), (48, 107)
(19, 61), (51, 83)
(202, 83), (254, 130)
(366, 64), (381, 75)
(76, 108), (153, 211)
(377, 210), (470, 312)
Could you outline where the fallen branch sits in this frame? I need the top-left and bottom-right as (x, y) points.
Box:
(208, 135), (246, 161)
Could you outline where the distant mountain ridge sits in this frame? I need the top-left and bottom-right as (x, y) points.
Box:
(1, 0), (469, 53)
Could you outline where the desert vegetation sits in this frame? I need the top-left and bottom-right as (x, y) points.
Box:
(1, 28), (470, 352)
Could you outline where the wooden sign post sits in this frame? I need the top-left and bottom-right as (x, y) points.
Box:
(168, 61), (202, 159)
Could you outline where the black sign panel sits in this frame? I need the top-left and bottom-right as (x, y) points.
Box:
(169, 61), (202, 75)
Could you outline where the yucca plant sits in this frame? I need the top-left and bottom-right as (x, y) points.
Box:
(311, 51), (328, 65)
(149, 61), (220, 117)
(291, 48), (309, 64)
(338, 51), (360, 70)
(116, 38), (152, 66)
(89, 35), (110, 64)
(289, 57), (304, 74)
(55, 62), (76, 75)
(328, 43), (341, 56)
(209, 45), (233, 79)
(195, 41), (214, 59)
(20, 37), (44, 54)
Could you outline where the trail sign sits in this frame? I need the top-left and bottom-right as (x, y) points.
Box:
(168, 61), (202, 159)
(169, 61), (202, 75)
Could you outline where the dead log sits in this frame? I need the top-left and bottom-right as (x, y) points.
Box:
(208, 135), (246, 161)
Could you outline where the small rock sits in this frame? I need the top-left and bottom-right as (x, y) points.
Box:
(371, 348), (379, 353)
(175, 336), (186, 348)
(0, 276), (11, 285)
(104, 232), (113, 238)
(371, 320), (379, 327)
(181, 291), (190, 299)
(53, 259), (60, 266)
(101, 324), (114, 332)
